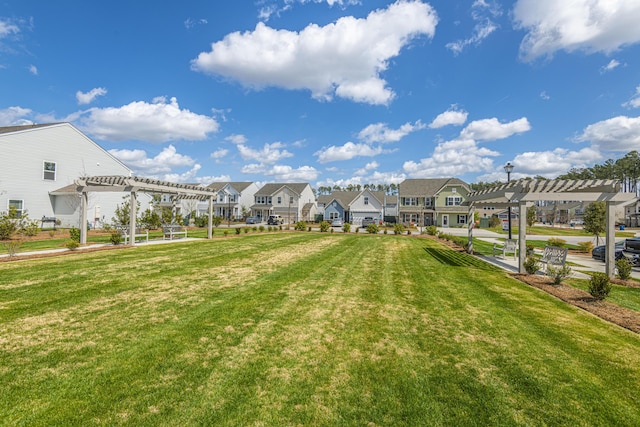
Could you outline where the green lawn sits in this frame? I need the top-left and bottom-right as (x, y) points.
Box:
(482, 225), (636, 238)
(1, 233), (640, 425)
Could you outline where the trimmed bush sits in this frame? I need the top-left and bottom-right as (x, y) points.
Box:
(366, 223), (379, 234)
(577, 241), (594, 253)
(547, 237), (566, 247)
(110, 232), (122, 246)
(589, 273), (611, 300)
(425, 225), (438, 236)
(616, 258), (633, 280)
(235, 227), (241, 235)
(393, 223), (405, 235)
(3, 240), (22, 257)
(342, 223), (351, 233)
(319, 221), (330, 232)
(65, 239), (80, 250)
(523, 256), (540, 274)
(295, 221), (307, 231)
(547, 264), (572, 285)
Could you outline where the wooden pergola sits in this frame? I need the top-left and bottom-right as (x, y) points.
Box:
(466, 179), (637, 277)
(74, 175), (219, 245)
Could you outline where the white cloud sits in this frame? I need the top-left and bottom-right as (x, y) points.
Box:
(184, 18), (208, 29)
(109, 145), (196, 178)
(315, 142), (385, 163)
(601, 59), (621, 73)
(403, 138), (500, 178)
(0, 19), (20, 38)
(358, 120), (425, 143)
(576, 115), (640, 151)
(225, 134), (247, 144)
(192, 0), (438, 105)
(28, 64), (37, 75)
(210, 148), (229, 160)
(540, 91), (550, 100)
(77, 96), (219, 142)
(429, 107), (468, 128)
(514, 0), (640, 62)
(76, 87), (107, 105)
(263, 164), (320, 181)
(237, 141), (293, 164)
(459, 117), (531, 141)
(623, 85), (640, 109)
(446, 0), (501, 55)
(259, 0), (361, 21)
(508, 147), (602, 178)
(0, 106), (33, 126)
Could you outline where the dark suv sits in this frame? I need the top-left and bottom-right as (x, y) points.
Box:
(621, 238), (640, 266)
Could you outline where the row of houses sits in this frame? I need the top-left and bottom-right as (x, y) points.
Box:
(3, 122), (637, 229)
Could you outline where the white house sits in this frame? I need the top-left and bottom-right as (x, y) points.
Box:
(0, 122), (149, 228)
(204, 182), (260, 220)
(251, 183), (316, 223)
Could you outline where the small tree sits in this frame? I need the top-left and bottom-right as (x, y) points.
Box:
(526, 206), (537, 231)
(547, 265), (572, 285)
(616, 258), (633, 280)
(589, 273), (611, 300)
(393, 223), (405, 235)
(583, 201), (606, 246)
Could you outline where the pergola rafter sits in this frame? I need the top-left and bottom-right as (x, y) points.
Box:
(466, 179), (637, 277)
(74, 175), (219, 245)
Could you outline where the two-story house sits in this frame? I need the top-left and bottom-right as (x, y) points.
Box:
(317, 190), (397, 226)
(398, 178), (470, 227)
(205, 182), (260, 220)
(0, 122), (151, 228)
(251, 183), (316, 223)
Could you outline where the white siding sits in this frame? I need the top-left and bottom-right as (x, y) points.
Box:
(0, 123), (139, 228)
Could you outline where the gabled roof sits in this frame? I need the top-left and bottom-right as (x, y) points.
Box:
(318, 190), (398, 207)
(255, 183), (310, 196)
(399, 178), (469, 196)
(207, 182), (254, 193)
(0, 123), (62, 135)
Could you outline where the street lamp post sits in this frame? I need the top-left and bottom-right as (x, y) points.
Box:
(504, 162), (514, 240)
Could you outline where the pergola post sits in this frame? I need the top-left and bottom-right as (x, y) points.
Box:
(467, 205), (475, 254)
(605, 201), (616, 278)
(208, 196), (213, 239)
(129, 191), (137, 246)
(518, 201), (528, 274)
(80, 191), (88, 245)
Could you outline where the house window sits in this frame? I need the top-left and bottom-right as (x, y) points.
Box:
(446, 196), (462, 206)
(364, 196), (369, 205)
(43, 161), (56, 181)
(424, 198), (432, 207)
(402, 197), (417, 206)
(457, 215), (467, 224)
(8, 200), (23, 217)
(290, 196), (294, 204)
(277, 196), (282, 204)
(330, 212), (340, 220)
(452, 188), (457, 193)
(403, 213), (417, 223)
(219, 194), (225, 202)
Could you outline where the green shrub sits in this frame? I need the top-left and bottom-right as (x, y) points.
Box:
(295, 221), (307, 231)
(110, 232), (122, 245)
(366, 223), (379, 234)
(223, 229), (229, 236)
(65, 239), (80, 250)
(393, 223), (405, 235)
(3, 239), (22, 257)
(235, 227), (241, 235)
(0, 213), (18, 240)
(355, 227), (359, 234)
(547, 237), (566, 247)
(342, 222), (351, 233)
(577, 241), (594, 253)
(20, 220), (40, 237)
(547, 264), (572, 285)
(426, 225), (438, 236)
(589, 273), (611, 300)
(523, 256), (540, 274)
(243, 227), (249, 234)
(69, 227), (81, 242)
(319, 221), (330, 232)
(259, 225), (265, 232)
(616, 258), (633, 280)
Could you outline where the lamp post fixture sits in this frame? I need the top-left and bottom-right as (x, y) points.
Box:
(504, 162), (514, 240)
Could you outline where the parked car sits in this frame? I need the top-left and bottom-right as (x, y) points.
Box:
(245, 216), (260, 224)
(361, 217), (376, 228)
(591, 241), (624, 262)
(621, 238), (640, 266)
(267, 215), (284, 225)
(330, 219), (344, 227)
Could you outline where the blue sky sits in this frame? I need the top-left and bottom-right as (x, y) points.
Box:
(2, 0), (640, 188)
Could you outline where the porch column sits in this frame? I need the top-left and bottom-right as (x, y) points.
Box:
(467, 205), (474, 254)
(605, 201), (616, 278)
(80, 191), (88, 245)
(208, 196), (213, 239)
(129, 191), (137, 246)
(518, 201), (528, 274)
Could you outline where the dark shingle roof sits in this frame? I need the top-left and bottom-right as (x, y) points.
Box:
(255, 183), (310, 196)
(399, 178), (469, 196)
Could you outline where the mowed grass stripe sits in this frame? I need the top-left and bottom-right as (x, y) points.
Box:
(1, 234), (639, 426)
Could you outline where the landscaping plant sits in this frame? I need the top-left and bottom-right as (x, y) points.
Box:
(616, 258), (633, 280)
(523, 256), (540, 275)
(546, 264), (572, 285)
(589, 272), (612, 300)
(393, 223), (405, 235)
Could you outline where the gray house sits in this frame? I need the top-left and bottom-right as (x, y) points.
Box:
(317, 190), (397, 225)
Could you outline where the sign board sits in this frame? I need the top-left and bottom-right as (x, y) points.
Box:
(542, 246), (568, 267)
(502, 219), (509, 231)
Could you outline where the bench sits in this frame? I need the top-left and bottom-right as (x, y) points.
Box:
(41, 216), (58, 230)
(539, 245), (568, 273)
(116, 226), (149, 244)
(163, 224), (187, 240)
(493, 239), (518, 260)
